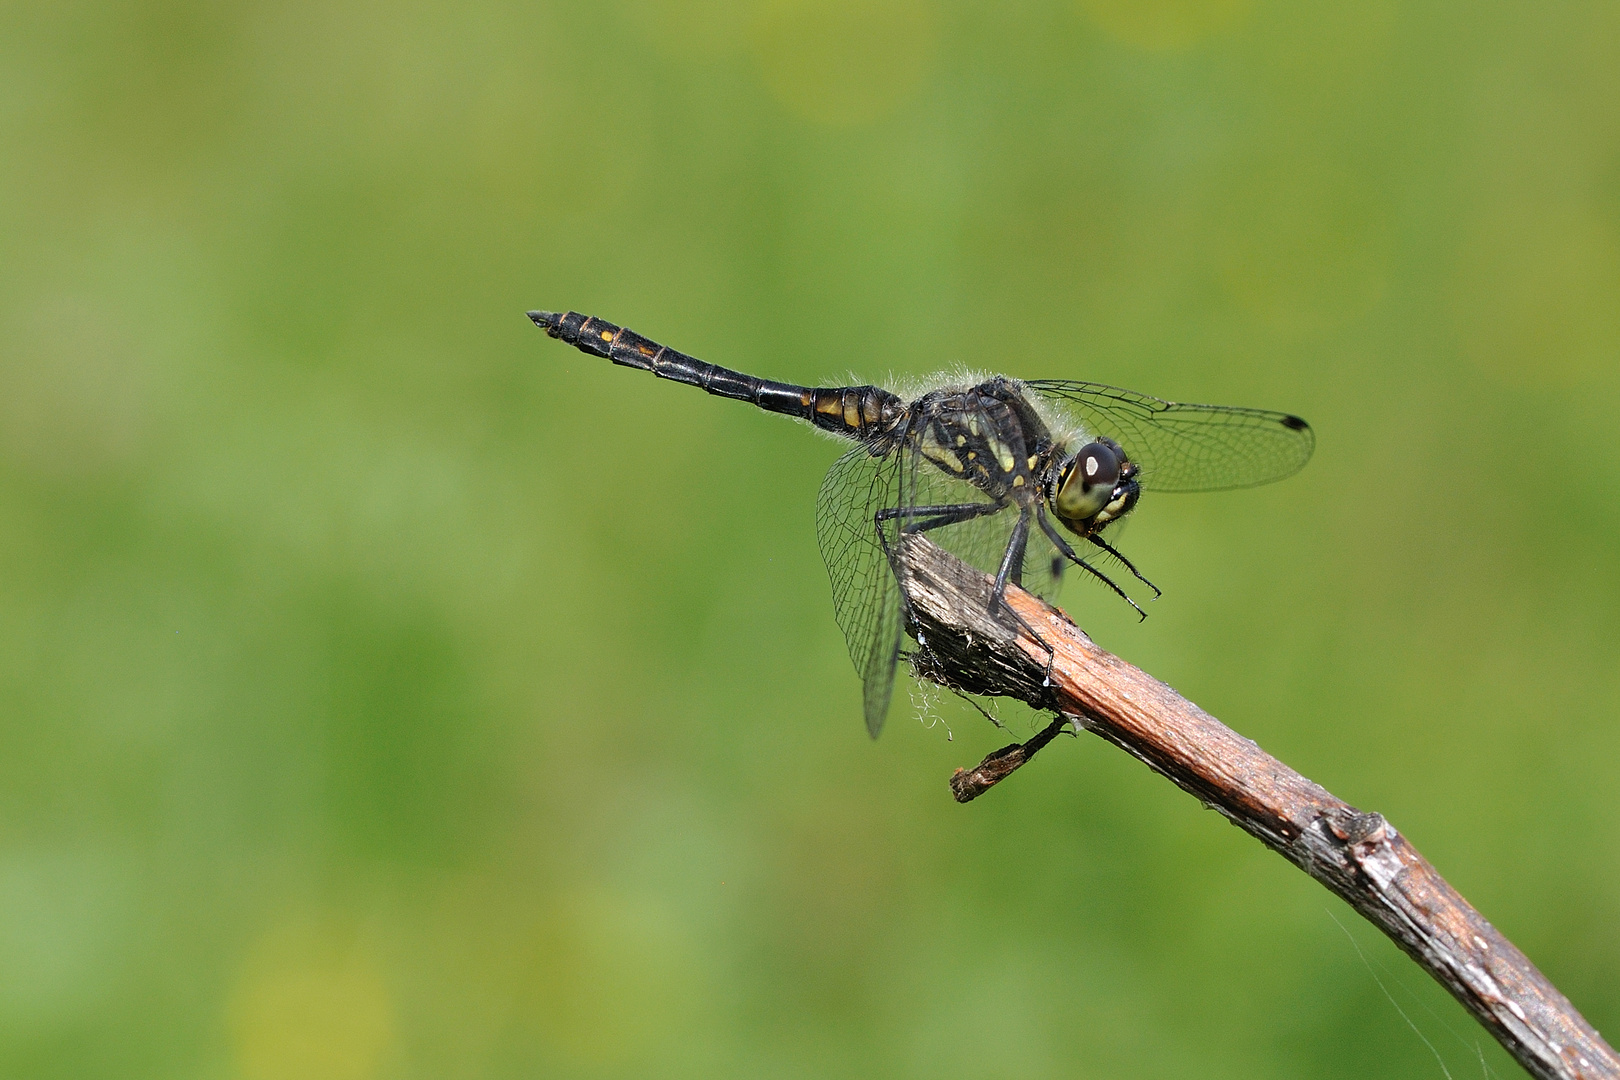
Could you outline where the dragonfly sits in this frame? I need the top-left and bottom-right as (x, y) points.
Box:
(529, 310), (1314, 737)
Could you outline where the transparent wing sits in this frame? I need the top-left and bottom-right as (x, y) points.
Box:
(816, 444), (907, 738)
(1023, 379), (1315, 493)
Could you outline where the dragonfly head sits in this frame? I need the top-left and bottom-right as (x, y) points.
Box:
(1051, 438), (1140, 534)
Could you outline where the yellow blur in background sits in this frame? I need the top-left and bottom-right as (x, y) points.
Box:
(1, 0), (1617, 1077)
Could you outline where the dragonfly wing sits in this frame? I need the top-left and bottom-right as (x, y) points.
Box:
(817, 444), (907, 738)
(1024, 380), (1314, 493)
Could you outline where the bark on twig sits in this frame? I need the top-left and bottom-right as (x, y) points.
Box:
(894, 534), (1618, 1080)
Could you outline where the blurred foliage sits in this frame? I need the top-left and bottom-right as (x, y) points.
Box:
(2, 0), (1618, 1076)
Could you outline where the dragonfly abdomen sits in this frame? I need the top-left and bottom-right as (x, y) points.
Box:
(529, 310), (903, 443)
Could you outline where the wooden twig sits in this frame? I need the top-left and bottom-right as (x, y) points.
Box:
(894, 534), (1618, 1080)
(949, 714), (1070, 802)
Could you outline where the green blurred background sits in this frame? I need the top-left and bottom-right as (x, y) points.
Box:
(2, 0), (1617, 1076)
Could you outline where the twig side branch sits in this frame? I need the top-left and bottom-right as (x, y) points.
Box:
(895, 534), (1618, 1080)
(949, 715), (1070, 802)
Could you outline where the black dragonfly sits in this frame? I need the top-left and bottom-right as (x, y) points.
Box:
(529, 310), (1314, 737)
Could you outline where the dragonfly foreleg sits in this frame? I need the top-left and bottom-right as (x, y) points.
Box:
(1087, 534), (1161, 598)
(1036, 506), (1147, 620)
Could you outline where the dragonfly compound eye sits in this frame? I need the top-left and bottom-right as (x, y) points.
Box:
(1054, 441), (1122, 521)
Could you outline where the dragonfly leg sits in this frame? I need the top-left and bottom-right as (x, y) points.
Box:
(1087, 534), (1161, 598)
(876, 499), (1050, 666)
(880, 498), (1035, 629)
(990, 508), (1032, 605)
(879, 501), (1060, 694)
(877, 500), (1006, 535)
(1036, 507), (1147, 620)
(874, 500), (1009, 655)
(987, 510), (1059, 685)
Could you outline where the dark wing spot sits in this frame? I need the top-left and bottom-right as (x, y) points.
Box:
(1281, 414), (1310, 431)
